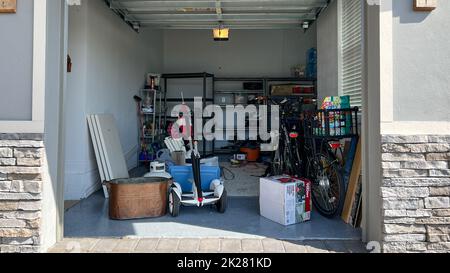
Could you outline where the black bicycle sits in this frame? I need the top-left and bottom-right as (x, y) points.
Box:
(266, 98), (359, 218)
(269, 98), (303, 177)
(302, 108), (359, 218)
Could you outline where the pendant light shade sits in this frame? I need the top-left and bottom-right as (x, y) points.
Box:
(213, 27), (230, 41)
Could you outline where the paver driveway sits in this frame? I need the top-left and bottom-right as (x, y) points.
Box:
(49, 238), (368, 253)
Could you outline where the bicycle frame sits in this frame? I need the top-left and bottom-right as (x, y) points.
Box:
(269, 98), (304, 177)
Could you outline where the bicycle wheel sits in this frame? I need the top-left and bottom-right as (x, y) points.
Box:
(307, 153), (345, 218)
(270, 149), (282, 176)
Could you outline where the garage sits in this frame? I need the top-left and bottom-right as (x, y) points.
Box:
(62, 0), (366, 246)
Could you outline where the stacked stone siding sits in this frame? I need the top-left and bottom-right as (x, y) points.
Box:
(0, 134), (44, 253)
(381, 135), (450, 253)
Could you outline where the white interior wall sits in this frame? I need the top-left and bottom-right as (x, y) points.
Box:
(316, 0), (339, 103)
(163, 28), (317, 77)
(162, 28), (319, 116)
(64, 0), (163, 200)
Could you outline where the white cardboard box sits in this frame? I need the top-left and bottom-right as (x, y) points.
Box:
(260, 176), (311, 226)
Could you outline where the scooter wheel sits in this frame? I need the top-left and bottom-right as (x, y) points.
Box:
(169, 188), (180, 217)
(216, 189), (228, 213)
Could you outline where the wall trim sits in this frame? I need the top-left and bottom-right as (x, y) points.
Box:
(381, 121), (450, 135)
(0, 121), (44, 133)
(32, 0), (47, 125)
(83, 181), (102, 200)
(380, 0), (394, 123)
(0, 0), (47, 133)
(56, 0), (69, 243)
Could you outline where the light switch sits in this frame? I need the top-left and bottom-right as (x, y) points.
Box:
(414, 0), (437, 11)
(0, 0), (16, 13)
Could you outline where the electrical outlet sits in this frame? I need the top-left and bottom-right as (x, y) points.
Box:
(414, 0), (437, 11)
(0, 0), (16, 13)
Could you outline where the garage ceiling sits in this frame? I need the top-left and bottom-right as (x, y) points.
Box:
(106, 0), (330, 30)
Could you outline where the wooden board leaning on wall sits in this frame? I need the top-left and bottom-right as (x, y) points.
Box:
(342, 138), (362, 225)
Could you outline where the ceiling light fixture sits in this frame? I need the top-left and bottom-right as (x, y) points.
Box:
(213, 23), (230, 41)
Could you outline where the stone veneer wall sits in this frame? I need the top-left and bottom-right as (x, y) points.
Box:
(381, 135), (450, 253)
(0, 133), (44, 253)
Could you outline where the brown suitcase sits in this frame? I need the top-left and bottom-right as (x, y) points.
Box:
(108, 177), (169, 220)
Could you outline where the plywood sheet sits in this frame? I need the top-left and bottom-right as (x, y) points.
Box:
(90, 115), (112, 181)
(94, 114), (130, 181)
(87, 115), (109, 198)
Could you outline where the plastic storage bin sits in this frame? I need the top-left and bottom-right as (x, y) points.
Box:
(169, 165), (221, 192)
(307, 48), (317, 64)
(303, 107), (359, 138)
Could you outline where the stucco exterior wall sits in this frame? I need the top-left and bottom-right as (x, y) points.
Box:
(0, 0), (59, 253)
(379, 1), (450, 253)
(0, 0), (33, 121)
(392, 0), (450, 122)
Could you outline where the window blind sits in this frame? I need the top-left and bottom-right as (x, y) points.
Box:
(341, 0), (364, 108)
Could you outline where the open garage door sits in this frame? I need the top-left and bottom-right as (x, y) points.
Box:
(106, 0), (329, 30)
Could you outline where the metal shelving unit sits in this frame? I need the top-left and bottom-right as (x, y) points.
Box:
(265, 77), (317, 97)
(162, 73), (215, 157)
(213, 78), (267, 154)
(138, 88), (164, 165)
(212, 77), (318, 154)
(214, 77), (266, 95)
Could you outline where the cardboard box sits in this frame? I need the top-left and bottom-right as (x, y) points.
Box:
(271, 84), (315, 96)
(271, 85), (295, 96)
(260, 176), (311, 226)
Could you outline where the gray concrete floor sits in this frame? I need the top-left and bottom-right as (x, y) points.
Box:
(65, 161), (361, 241)
(222, 162), (267, 197)
(64, 191), (360, 240)
(49, 238), (368, 253)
